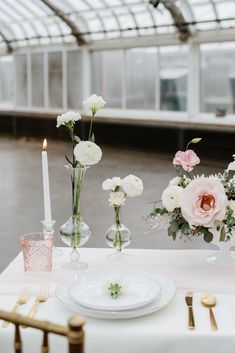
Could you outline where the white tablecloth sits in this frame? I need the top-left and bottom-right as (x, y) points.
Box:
(1, 247), (235, 353)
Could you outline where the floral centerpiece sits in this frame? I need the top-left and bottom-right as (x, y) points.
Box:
(57, 94), (106, 269)
(147, 138), (235, 264)
(102, 175), (144, 252)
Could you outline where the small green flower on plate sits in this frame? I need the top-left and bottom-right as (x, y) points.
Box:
(108, 283), (122, 299)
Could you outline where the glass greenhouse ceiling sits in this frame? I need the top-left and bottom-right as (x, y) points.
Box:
(0, 0), (235, 52)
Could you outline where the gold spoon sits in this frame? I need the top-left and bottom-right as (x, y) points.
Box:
(200, 292), (218, 331)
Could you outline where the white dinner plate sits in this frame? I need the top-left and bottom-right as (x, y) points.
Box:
(68, 270), (161, 311)
(55, 272), (176, 320)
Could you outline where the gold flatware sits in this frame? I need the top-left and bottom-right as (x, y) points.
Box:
(185, 292), (195, 330)
(26, 284), (49, 320)
(200, 292), (218, 331)
(2, 287), (30, 328)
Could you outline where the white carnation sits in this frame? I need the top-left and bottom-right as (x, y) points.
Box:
(162, 185), (182, 212)
(121, 175), (143, 197)
(109, 191), (126, 206)
(102, 177), (122, 191)
(83, 94), (106, 114)
(74, 141), (102, 166)
(169, 176), (181, 186)
(56, 111), (81, 128)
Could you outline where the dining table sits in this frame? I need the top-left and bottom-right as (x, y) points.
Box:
(0, 247), (235, 353)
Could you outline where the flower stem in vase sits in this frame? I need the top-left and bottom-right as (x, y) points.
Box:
(113, 206), (123, 252)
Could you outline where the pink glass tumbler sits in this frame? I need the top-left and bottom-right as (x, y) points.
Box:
(21, 233), (53, 271)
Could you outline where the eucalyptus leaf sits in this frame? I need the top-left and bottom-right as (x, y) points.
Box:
(219, 226), (226, 242)
(203, 232), (213, 243)
(170, 220), (179, 233)
(181, 222), (191, 235)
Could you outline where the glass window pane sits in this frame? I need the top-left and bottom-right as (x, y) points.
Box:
(160, 46), (188, 112)
(126, 48), (156, 110)
(31, 53), (44, 107)
(0, 56), (14, 104)
(200, 42), (235, 115)
(48, 52), (62, 109)
(91, 50), (123, 108)
(67, 50), (83, 109)
(15, 54), (27, 106)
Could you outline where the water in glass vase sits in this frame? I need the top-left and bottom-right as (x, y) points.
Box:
(60, 165), (91, 270)
(106, 223), (131, 252)
(106, 206), (131, 262)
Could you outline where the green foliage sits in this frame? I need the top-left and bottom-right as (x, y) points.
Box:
(200, 227), (213, 243)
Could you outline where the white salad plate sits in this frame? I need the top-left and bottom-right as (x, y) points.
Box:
(68, 270), (161, 311)
(56, 271), (176, 320)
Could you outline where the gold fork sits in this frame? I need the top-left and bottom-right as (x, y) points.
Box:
(27, 284), (49, 320)
(2, 287), (30, 328)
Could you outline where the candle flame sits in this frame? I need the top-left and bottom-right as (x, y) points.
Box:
(43, 138), (47, 151)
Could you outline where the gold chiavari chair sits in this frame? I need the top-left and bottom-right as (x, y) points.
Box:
(0, 310), (85, 353)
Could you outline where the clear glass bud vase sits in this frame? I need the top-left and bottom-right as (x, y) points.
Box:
(60, 165), (91, 270)
(106, 206), (131, 260)
(207, 227), (235, 266)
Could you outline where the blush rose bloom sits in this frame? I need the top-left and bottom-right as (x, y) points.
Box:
(180, 176), (228, 227)
(173, 150), (200, 172)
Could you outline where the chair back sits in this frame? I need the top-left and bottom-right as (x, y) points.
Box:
(0, 310), (85, 353)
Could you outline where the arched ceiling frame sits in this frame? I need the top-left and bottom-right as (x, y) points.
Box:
(150, 0), (191, 41)
(39, 0), (86, 45)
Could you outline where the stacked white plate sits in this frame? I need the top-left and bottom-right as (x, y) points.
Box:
(56, 269), (176, 320)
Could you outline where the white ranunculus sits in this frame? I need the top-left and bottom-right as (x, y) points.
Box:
(74, 141), (102, 166)
(169, 176), (181, 186)
(83, 94), (106, 114)
(162, 185), (182, 212)
(121, 174), (143, 197)
(56, 111), (81, 128)
(102, 177), (122, 191)
(109, 191), (126, 207)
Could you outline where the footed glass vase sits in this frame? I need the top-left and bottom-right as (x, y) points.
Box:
(106, 206), (131, 260)
(60, 165), (91, 270)
(207, 227), (235, 265)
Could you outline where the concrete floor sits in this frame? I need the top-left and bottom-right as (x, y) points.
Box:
(0, 136), (225, 271)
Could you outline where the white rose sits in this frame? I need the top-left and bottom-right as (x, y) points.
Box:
(83, 94), (106, 114)
(228, 200), (235, 217)
(121, 175), (143, 197)
(74, 141), (102, 166)
(169, 176), (181, 186)
(162, 185), (182, 212)
(56, 111), (81, 128)
(109, 191), (126, 206)
(102, 177), (122, 191)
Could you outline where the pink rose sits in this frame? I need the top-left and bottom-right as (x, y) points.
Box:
(180, 176), (228, 227)
(173, 150), (200, 172)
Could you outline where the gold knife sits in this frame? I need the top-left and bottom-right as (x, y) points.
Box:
(185, 292), (195, 330)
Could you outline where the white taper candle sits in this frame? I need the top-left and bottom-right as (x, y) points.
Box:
(42, 138), (52, 224)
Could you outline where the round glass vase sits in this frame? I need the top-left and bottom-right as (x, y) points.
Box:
(207, 227), (235, 265)
(106, 206), (131, 261)
(60, 165), (91, 270)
